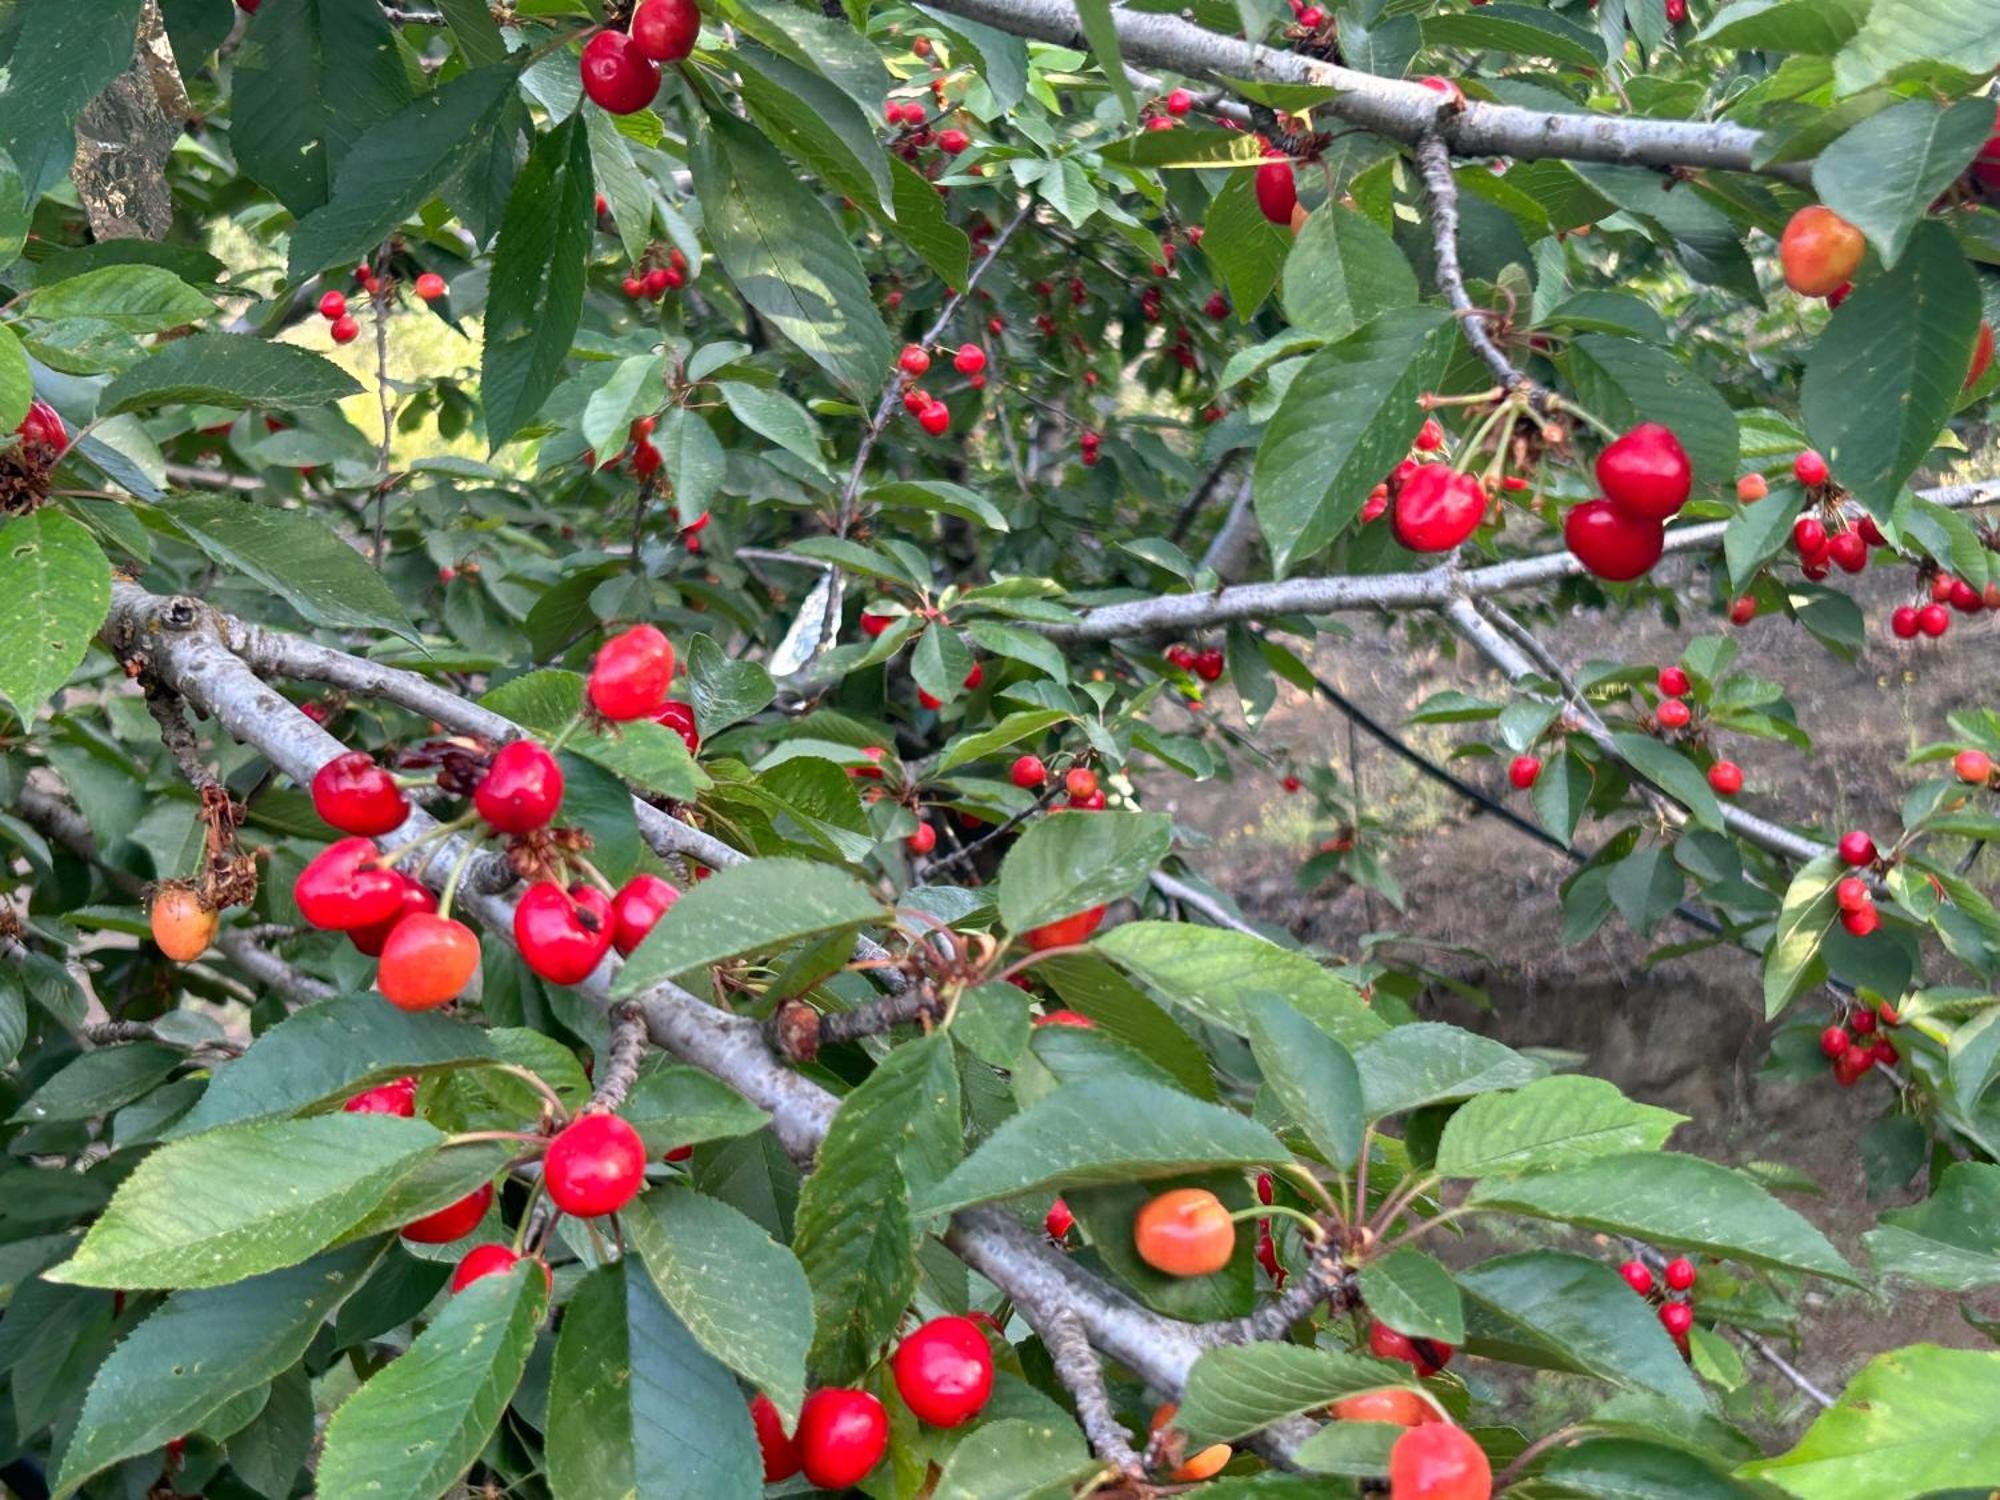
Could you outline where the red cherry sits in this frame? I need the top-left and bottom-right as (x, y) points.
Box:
(622, 276), (646, 299)
(1370, 1321), (1455, 1377)
(899, 344), (932, 376)
(1819, 1024), (1851, 1058)
(450, 1244), (544, 1294)
(893, 1316), (995, 1428)
(414, 272), (447, 301)
(610, 874), (679, 957)
(1597, 423), (1692, 522)
(1729, 596), (1757, 626)
(1067, 789), (1107, 811)
(1254, 156), (1297, 225)
(544, 1112), (648, 1217)
(630, 0), (700, 60)
(859, 610), (894, 637)
(378, 914), (481, 1011)
(1707, 760), (1743, 796)
(1794, 449), (1830, 487)
(906, 822), (937, 855)
(1665, 0), (1687, 22)
(963, 661), (984, 691)
(1837, 830), (1877, 867)
(475, 740), (565, 834)
(1391, 464), (1486, 553)
(1657, 666), (1690, 697)
(1033, 1010), (1095, 1029)
(1950, 577), (1985, 614)
(1955, 749), (1994, 784)
(1891, 605), (1921, 639)
(311, 751), (410, 836)
(1834, 1044), (1873, 1087)
(1298, 3), (1324, 24)
(1659, 1301), (1695, 1337)
(515, 881), (616, 985)
(1564, 500), (1665, 581)
(1618, 1260), (1654, 1295)
(1851, 1007), (1878, 1035)
(750, 1393), (801, 1482)
(1792, 516), (1828, 557)
(1024, 905), (1106, 950)
(16, 398), (69, 456)
(349, 873), (437, 957)
(1871, 1038), (1899, 1066)
(1011, 754), (1047, 789)
(1507, 755), (1540, 790)
(1166, 87), (1193, 115)
(295, 837), (406, 931)
(1835, 876), (1871, 913)
(330, 315), (360, 345)
(344, 1077), (417, 1116)
(795, 1388), (889, 1490)
(1387, 1423), (1489, 1500)
(1656, 698), (1691, 730)
(1828, 531), (1868, 574)
(642, 267), (671, 297)
(654, 698), (700, 755)
(401, 1181), (493, 1244)
(1045, 1197), (1074, 1240)
(918, 401), (951, 436)
(1414, 416), (1445, 452)
(937, 128), (971, 155)
(1065, 767), (1099, 800)
(1282, 773), (1302, 793)
(1917, 603), (1951, 638)
(588, 624), (675, 721)
(319, 290), (348, 321)
(1663, 1257), (1696, 1291)
(1193, 648), (1225, 681)
(953, 342), (986, 375)
(1841, 904), (1880, 937)
(580, 30), (662, 114)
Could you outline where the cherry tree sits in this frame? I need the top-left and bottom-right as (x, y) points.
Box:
(1, 0), (1998, 1497)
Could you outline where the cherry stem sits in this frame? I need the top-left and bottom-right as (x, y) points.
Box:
(376, 812), (477, 869)
(989, 941), (1093, 987)
(488, 1062), (571, 1125)
(1452, 394), (1521, 480)
(1274, 1160), (1342, 1221)
(444, 1129), (545, 1148)
(545, 714), (585, 755)
(1369, 1172), (1441, 1239)
(511, 1177), (548, 1255)
(570, 854), (619, 898)
(1494, 1424), (1582, 1492)
(1550, 391), (1619, 442)
(1231, 1202), (1326, 1242)
(436, 830), (488, 919)
(1373, 1205), (1466, 1257)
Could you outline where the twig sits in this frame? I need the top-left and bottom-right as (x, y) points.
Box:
(1736, 1327), (1837, 1410)
(767, 986), (942, 1062)
(1494, 1425), (1581, 1491)
(1149, 870), (1268, 940)
(1027, 1307), (1146, 1477)
(922, 782), (1062, 875)
(1413, 133), (1542, 405)
(369, 262), (395, 564)
(141, 684), (218, 792)
(586, 1003), (649, 1113)
(1200, 1244), (1354, 1346)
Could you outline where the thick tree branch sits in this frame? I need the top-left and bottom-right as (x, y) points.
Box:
(919, 0), (1810, 181)
(1024, 1306), (1145, 1478)
(585, 1002), (649, 1113)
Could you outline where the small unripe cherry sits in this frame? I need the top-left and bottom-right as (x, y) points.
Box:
(1794, 449), (1830, 487)
(1837, 830), (1877, 867)
(1736, 473), (1768, 503)
(1663, 1257), (1696, 1291)
(1011, 754), (1047, 788)
(1507, 755), (1540, 790)
(150, 885), (218, 963)
(1707, 760), (1743, 797)
(1955, 749), (1994, 784)
(1618, 1260), (1654, 1294)
(1659, 1301), (1695, 1337)
(1133, 1187), (1235, 1277)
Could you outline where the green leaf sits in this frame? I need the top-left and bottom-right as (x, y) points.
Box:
(617, 1064), (770, 1156)
(0, 0), (149, 200)
(997, 811), (1172, 934)
(613, 858), (886, 994)
(1254, 307), (1458, 575)
(793, 1034), (959, 1383)
(1763, 856), (1842, 1020)
(1281, 204), (1418, 342)
(1608, 843), (1686, 937)
(587, 107), (657, 269)
(169, 991), (496, 1138)
(871, 479), (1009, 532)
(1360, 1249), (1465, 1345)
(482, 114), (593, 447)
(476, 670), (706, 799)
(1289, 1421), (1403, 1477)
(1700, 0), (1871, 54)
(547, 1260), (763, 1500)
(48, 1115), (442, 1290)
(1533, 749), (1594, 847)
(692, 112), (892, 398)
(736, 43), (893, 216)
(1545, 1438), (1769, 1500)
(1610, 731), (1727, 832)
(1036, 953), (1218, 1100)
(1803, 221), (1980, 515)
(28, 266), (215, 332)
(163, 497), (416, 637)
(719, 382), (829, 477)
(0, 325), (30, 433)
(1422, 3), (1605, 64)
(937, 709), (1071, 774)
(624, 1186), (814, 1426)
(932, 1417), (1095, 1499)
(1355, 1022), (1545, 1120)
(1435, 1075), (1685, 1178)
(100, 333), (363, 414)
(1073, 0), (1137, 122)
(232, 0), (416, 215)
(1833, 0), (2000, 94)
(1723, 483), (1804, 593)
(684, 632), (774, 738)
(1863, 1162), (2000, 1290)
(1740, 1344), (2000, 1497)
(315, 1261), (547, 1500)
(1246, 996), (1363, 1168)
(1178, 1343), (1418, 1445)
(53, 1241), (384, 1497)
(1093, 922), (1387, 1047)
(12, 1042), (182, 1124)
(1564, 335), (1740, 491)
(1812, 99), (1995, 267)
(1206, 167), (1295, 319)
(1467, 1153), (1858, 1283)
(581, 354), (666, 458)
(919, 1077), (1287, 1214)
(287, 62), (523, 279)
(887, 155), (973, 288)
(1459, 1252), (1705, 1406)
(0, 511), (112, 722)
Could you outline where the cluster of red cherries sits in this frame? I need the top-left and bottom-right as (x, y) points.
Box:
(1819, 1000), (1900, 1088)
(292, 626), (698, 1010)
(897, 341), (987, 434)
(1164, 641), (1227, 682)
(577, 0), (699, 115)
(318, 265), (447, 346)
(1616, 1253), (1699, 1355)
(619, 245), (689, 301)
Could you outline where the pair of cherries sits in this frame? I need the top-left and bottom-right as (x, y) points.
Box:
(512, 873), (679, 985)
(578, 0), (700, 115)
(1560, 423), (1691, 581)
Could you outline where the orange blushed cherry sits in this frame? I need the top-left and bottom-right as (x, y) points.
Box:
(1064, 766), (1099, 800)
(377, 913), (481, 1011)
(1133, 1187), (1235, 1277)
(149, 886), (218, 962)
(543, 1112), (648, 1217)
(892, 1315), (995, 1427)
(1737, 473), (1768, 503)
(1150, 1404), (1232, 1482)
(1388, 1422), (1491, 1500)
(795, 1388), (889, 1490)
(414, 272), (447, 301)
(401, 1181), (494, 1244)
(1331, 1387), (1437, 1427)
(1956, 749), (1994, 785)
(1779, 205), (1865, 299)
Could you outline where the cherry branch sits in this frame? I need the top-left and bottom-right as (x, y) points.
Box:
(1413, 132), (1539, 401)
(768, 985), (943, 1061)
(585, 1002), (649, 1114)
(1023, 1305), (1146, 1479)
(919, 0), (1810, 182)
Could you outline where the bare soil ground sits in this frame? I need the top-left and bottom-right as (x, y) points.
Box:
(1142, 547), (2000, 1425)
